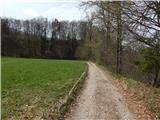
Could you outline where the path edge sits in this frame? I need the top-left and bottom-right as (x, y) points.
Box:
(57, 62), (88, 119)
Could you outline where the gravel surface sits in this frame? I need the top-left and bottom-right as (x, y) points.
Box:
(65, 62), (135, 120)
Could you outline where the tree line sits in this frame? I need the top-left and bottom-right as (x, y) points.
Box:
(1, 17), (87, 59)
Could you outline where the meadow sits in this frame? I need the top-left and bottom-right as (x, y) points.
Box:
(1, 57), (86, 119)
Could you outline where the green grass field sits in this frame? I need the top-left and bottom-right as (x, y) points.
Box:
(2, 57), (86, 119)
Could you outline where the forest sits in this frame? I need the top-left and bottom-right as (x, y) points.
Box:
(1, 1), (160, 86)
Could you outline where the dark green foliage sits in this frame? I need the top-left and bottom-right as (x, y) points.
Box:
(141, 48), (160, 72)
(134, 47), (160, 86)
(1, 18), (87, 60)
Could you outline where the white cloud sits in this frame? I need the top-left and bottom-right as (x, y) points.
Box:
(44, 4), (67, 15)
(0, 0), (84, 21)
(23, 8), (39, 17)
(1, 0), (81, 3)
(42, 2), (82, 20)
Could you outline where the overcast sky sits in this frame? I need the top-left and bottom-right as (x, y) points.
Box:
(0, 0), (86, 21)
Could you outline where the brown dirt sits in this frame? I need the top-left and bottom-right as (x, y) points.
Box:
(105, 71), (158, 120)
(65, 62), (135, 120)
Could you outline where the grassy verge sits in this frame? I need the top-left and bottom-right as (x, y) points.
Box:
(2, 57), (87, 119)
(113, 74), (160, 119)
(59, 65), (88, 119)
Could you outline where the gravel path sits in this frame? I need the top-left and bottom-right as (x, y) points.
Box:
(65, 62), (135, 120)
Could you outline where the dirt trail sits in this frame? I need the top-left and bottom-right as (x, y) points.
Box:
(65, 62), (135, 120)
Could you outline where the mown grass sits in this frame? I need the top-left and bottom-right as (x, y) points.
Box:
(114, 74), (160, 119)
(1, 57), (86, 119)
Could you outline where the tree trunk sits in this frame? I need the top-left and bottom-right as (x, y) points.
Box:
(116, 1), (122, 74)
(152, 69), (159, 87)
(105, 12), (111, 65)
